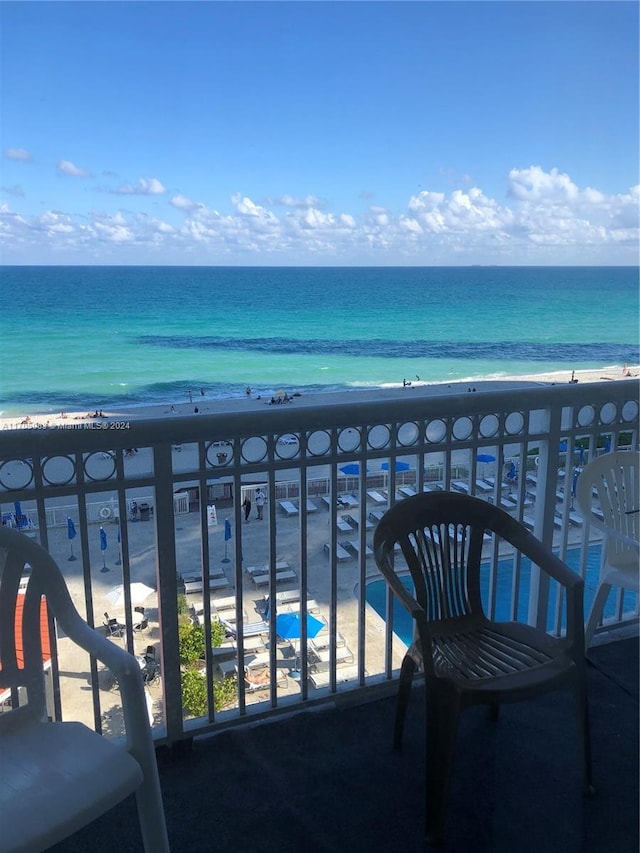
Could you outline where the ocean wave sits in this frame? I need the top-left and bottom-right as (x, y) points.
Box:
(136, 335), (639, 363)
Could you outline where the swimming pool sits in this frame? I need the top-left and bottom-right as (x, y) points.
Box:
(365, 544), (636, 647)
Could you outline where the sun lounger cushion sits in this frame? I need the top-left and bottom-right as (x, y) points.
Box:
(324, 543), (351, 561)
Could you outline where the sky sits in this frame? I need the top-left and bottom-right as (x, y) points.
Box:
(0, 0), (638, 266)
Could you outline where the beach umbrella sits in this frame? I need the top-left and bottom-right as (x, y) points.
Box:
(381, 461), (411, 472)
(340, 463), (362, 476)
(67, 517), (77, 561)
(99, 526), (109, 573)
(604, 436), (611, 454)
(104, 581), (155, 609)
(477, 453), (496, 477)
(222, 518), (232, 563)
(276, 612), (325, 642)
(578, 446), (585, 466)
(507, 461), (517, 482)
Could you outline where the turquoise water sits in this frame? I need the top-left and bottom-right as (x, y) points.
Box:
(0, 266), (637, 417)
(365, 544), (636, 644)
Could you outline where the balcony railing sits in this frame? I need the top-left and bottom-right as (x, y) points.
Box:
(1, 380), (637, 745)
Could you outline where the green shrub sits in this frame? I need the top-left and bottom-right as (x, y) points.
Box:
(178, 621), (205, 666)
(181, 668), (237, 718)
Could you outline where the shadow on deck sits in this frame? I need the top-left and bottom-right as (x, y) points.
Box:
(50, 636), (638, 853)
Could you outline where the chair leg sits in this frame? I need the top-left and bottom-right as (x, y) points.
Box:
(584, 582), (612, 649)
(573, 672), (595, 795)
(394, 653), (417, 749)
(424, 687), (460, 846)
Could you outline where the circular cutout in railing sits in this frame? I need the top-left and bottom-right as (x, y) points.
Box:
(84, 451), (116, 482)
(452, 416), (474, 442)
(576, 405), (596, 428)
(367, 424), (390, 451)
(599, 402), (617, 425)
(397, 421), (420, 447)
(42, 455), (76, 486)
(275, 433), (299, 460)
(241, 436), (268, 464)
(307, 430), (331, 457)
(0, 459), (33, 491)
(505, 411), (525, 435)
(425, 419), (447, 443)
(206, 441), (233, 468)
(337, 427), (361, 453)
(622, 400), (639, 423)
(479, 414), (500, 438)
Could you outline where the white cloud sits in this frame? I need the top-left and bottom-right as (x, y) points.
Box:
(57, 160), (92, 177)
(1, 167), (638, 264)
(114, 177), (167, 195)
(4, 148), (33, 162)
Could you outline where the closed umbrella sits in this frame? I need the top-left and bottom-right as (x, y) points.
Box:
(67, 517), (77, 561)
(99, 527), (109, 573)
(222, 518), (232, 563)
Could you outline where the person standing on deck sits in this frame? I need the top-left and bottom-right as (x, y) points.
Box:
(255, 488), (266, 520)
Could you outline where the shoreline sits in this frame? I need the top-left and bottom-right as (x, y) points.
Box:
(1, 365), (637, 432)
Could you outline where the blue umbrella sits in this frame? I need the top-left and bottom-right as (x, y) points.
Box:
(507, 461), (517, 481)
(14, 501), (27, 529)
(99, 526), (109, 572)
(276, 612), (325, 641)
(604, 436), (611, 453)
(67, 517), (77, 561)
(578, 447), (585, 466)
(477, 453), (496, 464)
(340, 463), (362, 476)
(381, 461), (411, 472)
(222, 518), (232, 563)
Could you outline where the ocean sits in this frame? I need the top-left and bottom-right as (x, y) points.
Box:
(0, 266), (637, 418)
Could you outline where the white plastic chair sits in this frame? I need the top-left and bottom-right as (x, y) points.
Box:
(0, 527), (171, 852)
(575, 450), (639, 648)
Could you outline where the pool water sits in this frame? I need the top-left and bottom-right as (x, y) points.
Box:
(366, 545), (636, 646)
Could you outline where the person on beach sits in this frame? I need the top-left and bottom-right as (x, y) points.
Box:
(242, 495), (251, 522)
(188, 389), (193, 403)
(255, 488), (266, 520)
(246, 386), (252, 397)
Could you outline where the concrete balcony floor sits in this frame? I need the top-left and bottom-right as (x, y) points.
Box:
(50, 635), (638, 853)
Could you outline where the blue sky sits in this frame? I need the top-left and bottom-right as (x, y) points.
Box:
(1, 1), (638, 265)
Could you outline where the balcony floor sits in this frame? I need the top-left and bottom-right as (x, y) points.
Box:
(50, 636), (638, 853)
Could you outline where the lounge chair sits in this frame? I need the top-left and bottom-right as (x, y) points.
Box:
(244, 666), (288, 692)
(344, 513), (374, 530)
(367, 490), (387, 504)
(336, 517), (355, 533)
(181, 567), (226, 582)
(251, 569), (297, 587)
(369, 508), (386, 523)
(305, 499), (318, 513)
(245, 560), (289, 576)
(398, 486), (417, 498)
(308, 664), (362, 690)
(184, 577), (230, 594)
(339, 494), (359, 508)
(324, 542), (351, 561)
(309, 645), (354, 668)
(344, 540), (373, 558)
(278, 500), (299, 517)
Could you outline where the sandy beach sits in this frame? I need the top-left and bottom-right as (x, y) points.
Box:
(1, 365), (637, 432)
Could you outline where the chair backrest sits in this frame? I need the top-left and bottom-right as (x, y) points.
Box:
(575, 450), (639, 568)
(373, 491), (529, 624)
(0, 529), (64, 727)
